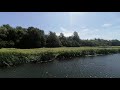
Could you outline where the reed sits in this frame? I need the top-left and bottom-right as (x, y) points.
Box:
(0, 47), (120, 67)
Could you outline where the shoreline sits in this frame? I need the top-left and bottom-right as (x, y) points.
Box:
(0, 47), (120, 67)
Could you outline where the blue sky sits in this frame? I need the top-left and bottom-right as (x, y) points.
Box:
(0, 12), (120, 40)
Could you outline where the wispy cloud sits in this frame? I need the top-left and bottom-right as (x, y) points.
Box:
(102, 23), (112, 27)
(60, 27), (67, 32)
(79, 28), (101, 39)
(56, 27), (73, 37)
(56, 26), (120, 40)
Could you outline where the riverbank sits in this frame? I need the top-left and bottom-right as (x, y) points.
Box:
(0, 47), (120, 67)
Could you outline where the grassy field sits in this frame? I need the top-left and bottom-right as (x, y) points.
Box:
(0, 46), (120, 67)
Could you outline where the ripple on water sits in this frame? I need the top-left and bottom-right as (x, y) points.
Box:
(0, 54), (120, 78)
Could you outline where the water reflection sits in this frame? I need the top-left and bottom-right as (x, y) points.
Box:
(0, 54), (119, 78)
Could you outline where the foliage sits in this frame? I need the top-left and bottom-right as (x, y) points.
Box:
(0, 24), (120, 48)
(0, 47), (120, 67)
(46, 31), (62, 47)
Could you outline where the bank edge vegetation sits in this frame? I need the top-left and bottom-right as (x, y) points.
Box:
(0, 47), (120, 67)
(0, 24), (120, 67)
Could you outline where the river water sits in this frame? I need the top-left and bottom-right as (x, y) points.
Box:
(0, 54), (120, 78)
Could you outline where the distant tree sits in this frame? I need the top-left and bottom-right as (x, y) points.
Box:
(14, 27), (27, 48)
(19, 27), (46, 48)
(70, 31), (80, 47)
(46, 31), (62, 47)
(59, 33), (68, 46)
(0, 24), (120, 48)
(73, 31), (80, 42)
(0, 24), (15, 48)
(65, 36), (75, 47)
(0, 26), (8, 41)
(111, 39), (120, 46)
(2, 24), (13, 30)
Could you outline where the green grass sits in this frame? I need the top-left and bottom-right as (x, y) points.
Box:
(0, 46), (120, 67)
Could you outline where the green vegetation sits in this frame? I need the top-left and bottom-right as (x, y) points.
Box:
(0, 24), (120, 67)
(0, 24), (120, 48)
(0, 47), (120, 67)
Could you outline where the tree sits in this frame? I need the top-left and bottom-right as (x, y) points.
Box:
(0, 24), (120, 48)
(59, 33), (68, 46)
(19, 27), (46, 48)
(71, 31), (80, 47)
(14, 26), (27, 48)
(0, 24), (15, 48)
(46, 31), (62, 47)
(111, 39), (120, 46)
(0, 26), (8, 41)
(73, 31), (80, 42)
(2, 24), (13, 30)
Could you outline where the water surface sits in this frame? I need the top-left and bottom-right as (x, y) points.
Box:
(0, 54), (120, 78)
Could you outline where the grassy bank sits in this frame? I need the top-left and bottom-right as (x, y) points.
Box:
(0, 47), (120, 67)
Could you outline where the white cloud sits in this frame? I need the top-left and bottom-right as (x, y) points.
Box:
(79, 28), (101, 39)
(64, 32), (73, 37)
(56, 27), (73, 37)
(60, 27), (67, 32)
(57, 27), (104, 40)
(102, 23), (112, 27)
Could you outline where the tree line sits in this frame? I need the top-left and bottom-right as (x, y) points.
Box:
(0, 24), (120, 49)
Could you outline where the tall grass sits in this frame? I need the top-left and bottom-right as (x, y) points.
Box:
(0, 47), (120, 67)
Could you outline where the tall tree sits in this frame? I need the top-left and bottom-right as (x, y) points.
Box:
(19, 27), (45, 48)
(72, 31), (80, 47)
(14, 26), (27, 48)
(73, 31), (80, 42)
(46, 31), (62, 47)
(59, 33), (68, 46)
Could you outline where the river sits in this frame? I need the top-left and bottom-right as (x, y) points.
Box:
(0, 54), (120, 78)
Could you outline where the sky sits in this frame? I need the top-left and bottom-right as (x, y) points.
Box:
(0, 12), (120, 40)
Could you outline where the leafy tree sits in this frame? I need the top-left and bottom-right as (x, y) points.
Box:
(0, 24), (120, 48)
(73, 31), (80, 42)
(111, 39), (120, 46)
(2, 24), (13, 30)
(59, 33), (68, 46)
(19, 27), (45, 48)
(46, 31), (62, 47)
(15, 27), (27, 48)
(0, 26), (8, 41)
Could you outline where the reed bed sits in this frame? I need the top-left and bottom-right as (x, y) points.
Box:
(0, 47), (120, 67)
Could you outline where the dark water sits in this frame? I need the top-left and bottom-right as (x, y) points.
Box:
(0, 54), (120, 78)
